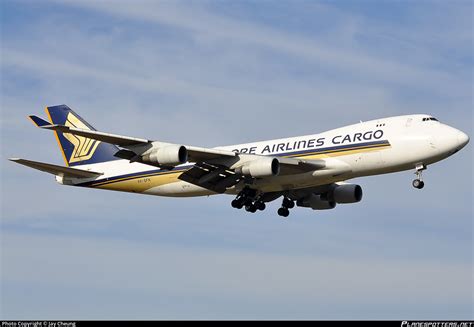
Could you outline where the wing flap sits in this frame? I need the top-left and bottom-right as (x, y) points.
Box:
(178, 162), (242, 193)
(9, 158), (103, 178)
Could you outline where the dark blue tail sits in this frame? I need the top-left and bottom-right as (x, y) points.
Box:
(45, 105), (120, 167)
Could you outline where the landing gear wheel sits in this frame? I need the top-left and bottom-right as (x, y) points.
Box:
(412, 164), (426, 190)
(231, 199), (244, 209)
(245, 204), (257, 213)
(244, 198), (253, 207)
(277, 207), (290, 217)
(255, 201), (266, 211)
(412, 179), (425, 189)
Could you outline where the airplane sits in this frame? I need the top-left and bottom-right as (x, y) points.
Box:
(10, 105), (469, 217)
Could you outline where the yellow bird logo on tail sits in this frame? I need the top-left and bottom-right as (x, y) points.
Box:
(63, 113), (101, 163)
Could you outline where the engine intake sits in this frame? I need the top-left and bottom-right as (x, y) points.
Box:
(239, 157), (280, 178)
(141, 145), (188, 166)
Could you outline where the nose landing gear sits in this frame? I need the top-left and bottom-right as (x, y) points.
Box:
(412, 164), (426, 189)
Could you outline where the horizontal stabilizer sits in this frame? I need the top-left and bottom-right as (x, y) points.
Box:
(9, 158), (103, 178)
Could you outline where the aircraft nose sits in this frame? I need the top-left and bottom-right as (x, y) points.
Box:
(457, 130), (469, 149)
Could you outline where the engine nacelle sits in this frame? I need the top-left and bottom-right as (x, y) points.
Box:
(297, 194), (336, 210)
(239, 157), (280, 178)
(330, 184), (363, 204)
(141, 145), (188, 166)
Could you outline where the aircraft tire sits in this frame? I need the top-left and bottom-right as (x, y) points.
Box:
(232, 199), (244, 209)
(246, 204), (257, 213)
(278, 207), (289, 217)
(412, 179), (424, 189)
(256, 202), (266, 211)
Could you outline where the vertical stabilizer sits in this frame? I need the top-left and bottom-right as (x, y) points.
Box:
(45, 105), (120, 166)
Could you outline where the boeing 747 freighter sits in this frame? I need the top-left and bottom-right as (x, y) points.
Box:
(10, 105), (469, 217)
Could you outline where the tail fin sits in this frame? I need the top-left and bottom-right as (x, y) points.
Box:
(45, 105), (120, 167)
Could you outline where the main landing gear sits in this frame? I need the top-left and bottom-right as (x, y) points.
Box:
(231, 188), (266, 213)
(277, 197), (294, 218)
(231, 189), (295, 217)
(412, 164), (426, 189)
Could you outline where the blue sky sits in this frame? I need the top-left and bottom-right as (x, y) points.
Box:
(1, 0), (472, 319)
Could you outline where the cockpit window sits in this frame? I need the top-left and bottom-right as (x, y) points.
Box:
(422, 117), (439, 122)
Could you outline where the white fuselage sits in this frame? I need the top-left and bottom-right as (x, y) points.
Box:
(70, 114), (469, 197)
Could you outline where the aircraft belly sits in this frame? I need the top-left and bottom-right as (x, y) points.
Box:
(144, 181), (216, 197)
(91, 170), (213, 197)
(250, 171), (348, 193)
(93, 147), (394, 196)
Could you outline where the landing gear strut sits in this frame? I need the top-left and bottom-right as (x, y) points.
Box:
(412, 164), (426, 189)
(277, 197), (294, 217)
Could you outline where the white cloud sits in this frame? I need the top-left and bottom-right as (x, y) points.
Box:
(52, 0), (470, 97)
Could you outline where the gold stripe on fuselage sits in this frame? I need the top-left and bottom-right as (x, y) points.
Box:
(295, 142), (389, 159)
(90, 143), (391, 192)
(96, 169), (184, 193)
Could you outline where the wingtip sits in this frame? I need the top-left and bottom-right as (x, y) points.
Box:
(28, 115), (51, 127)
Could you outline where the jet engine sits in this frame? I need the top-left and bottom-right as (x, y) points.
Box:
(297, 194), (336, 210)
(239, 157), (280, 178)
(328, 184), (363, 204)
(141, 144), (188, 166)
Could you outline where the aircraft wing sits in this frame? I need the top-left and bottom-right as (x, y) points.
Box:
(177, 158), (328, 193)
(29, 115), (237, 162)
(28, 114), (342, 193)
(29, 115), (149, 146)
(29, 117), (324, 168)
(177, 162), (242, 193)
